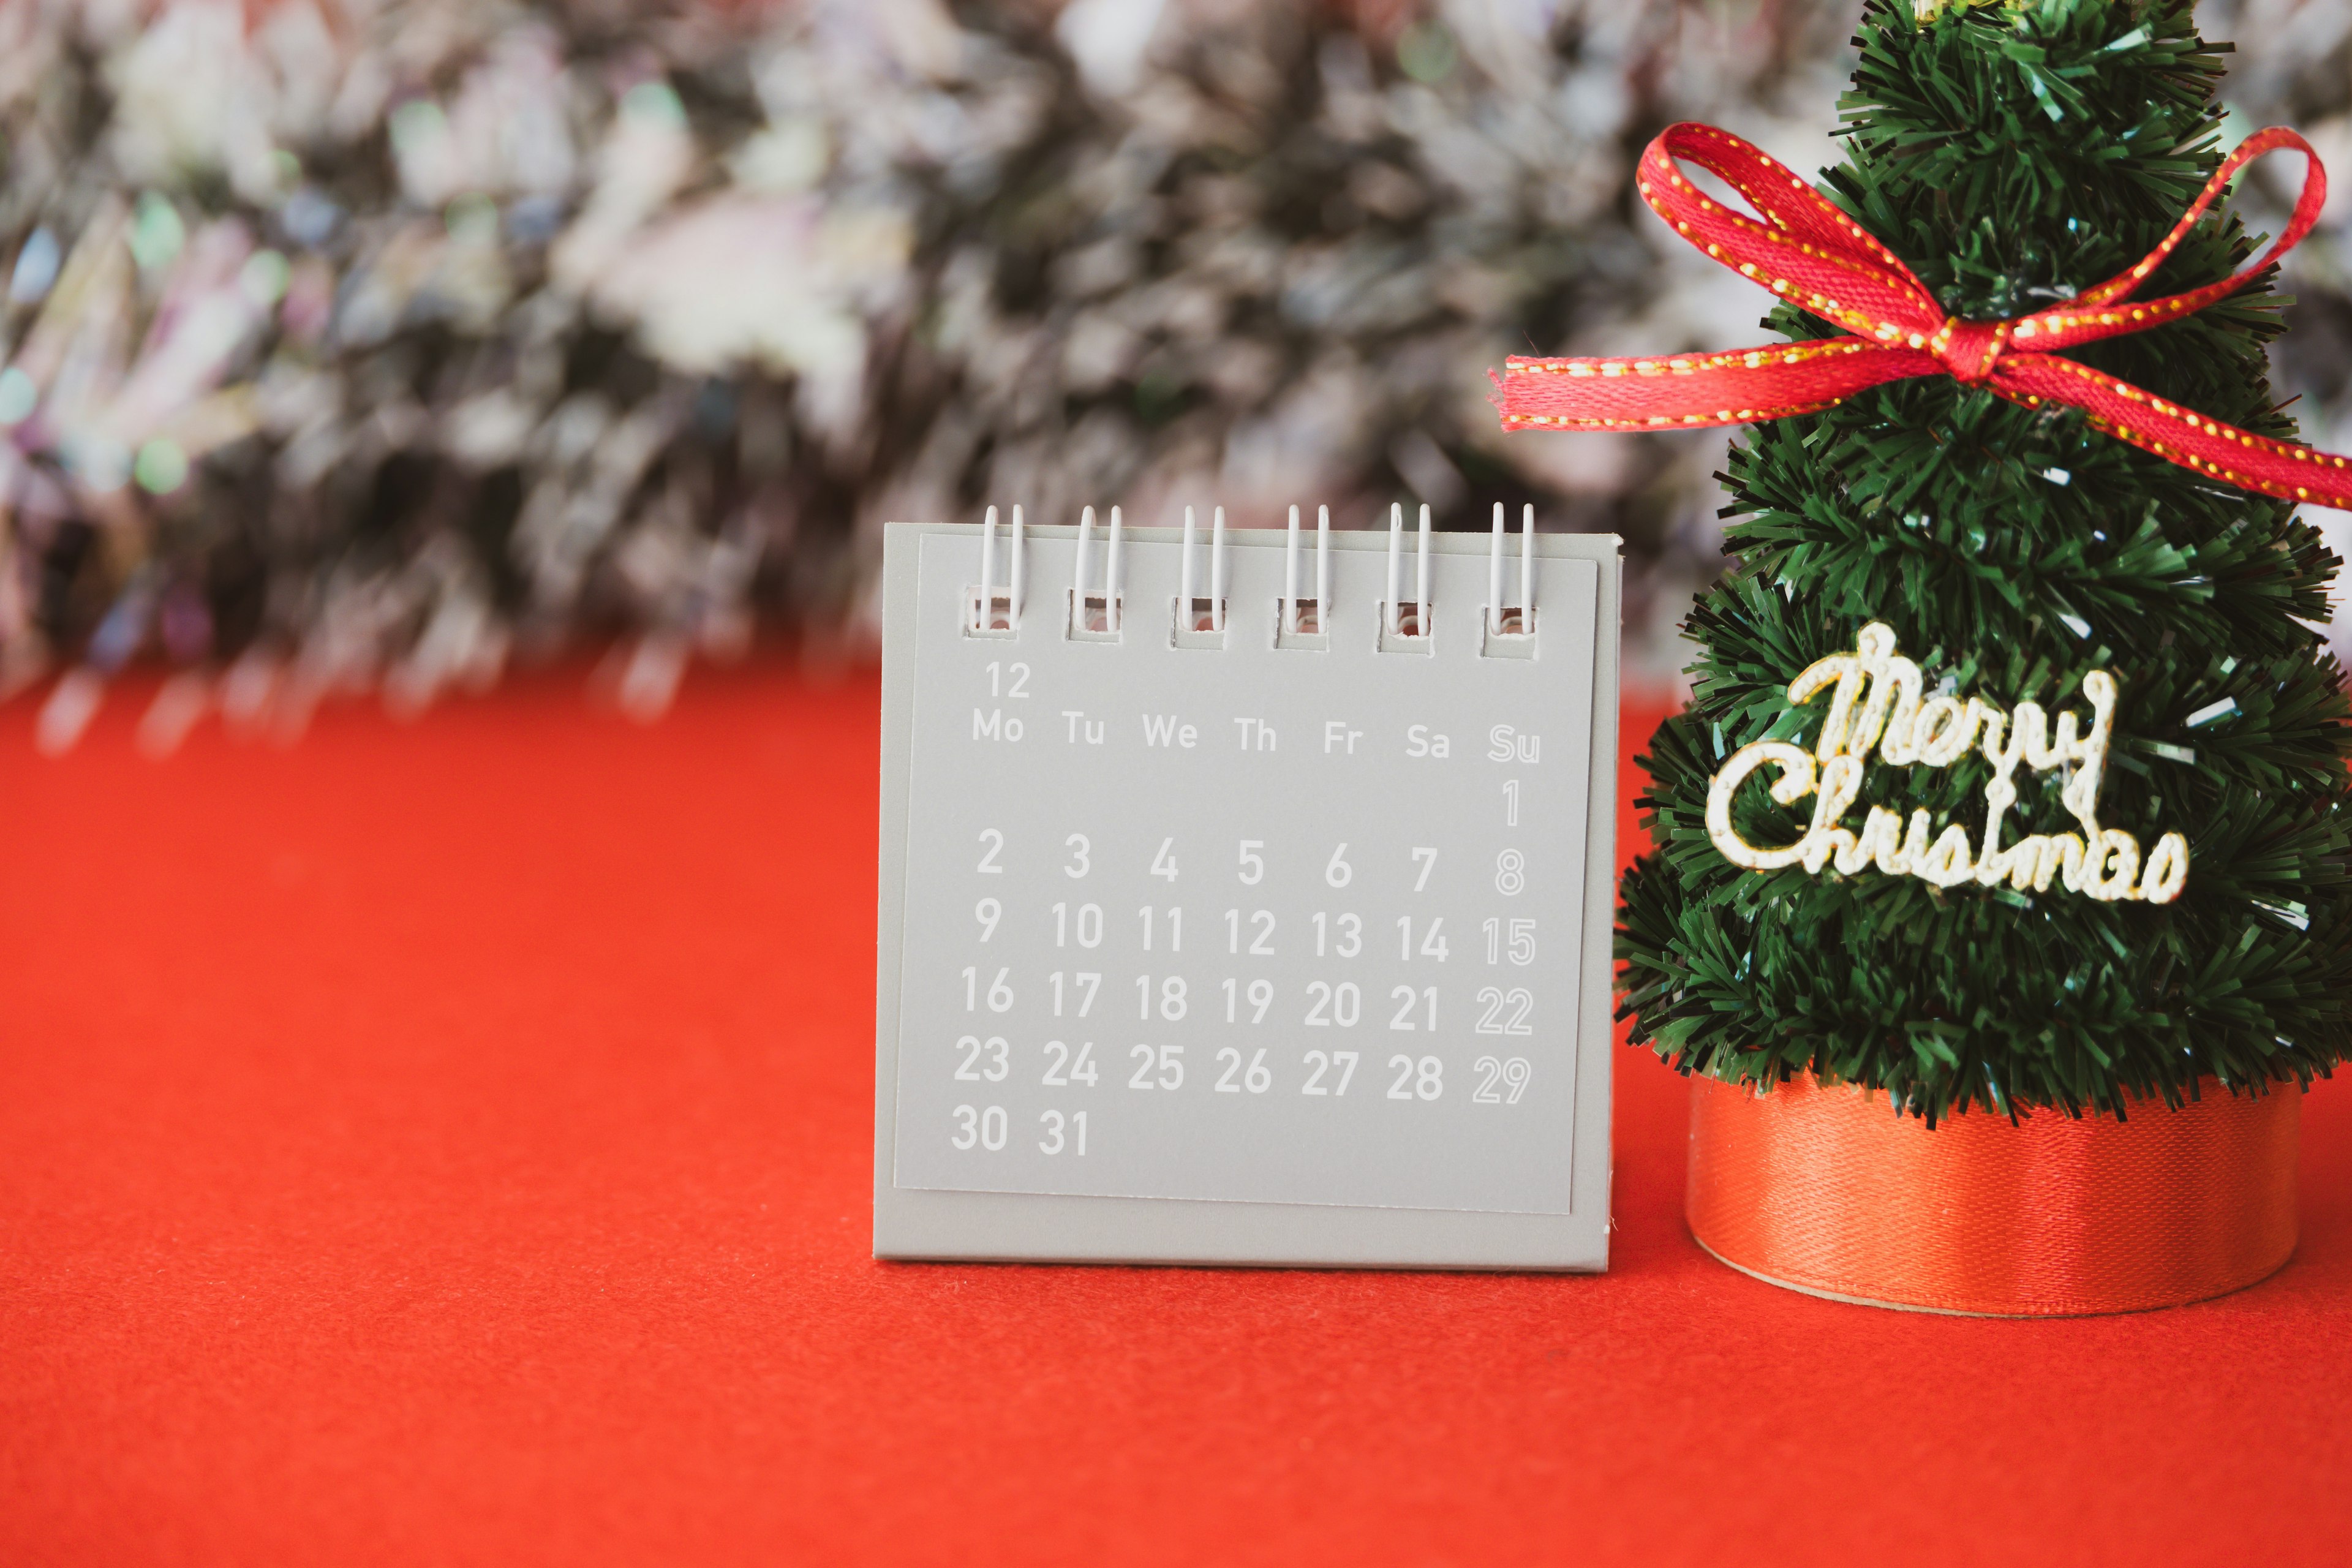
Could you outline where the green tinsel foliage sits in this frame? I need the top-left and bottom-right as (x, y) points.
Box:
(1618, 0), (2352, 1122)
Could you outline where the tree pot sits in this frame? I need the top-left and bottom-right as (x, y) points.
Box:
(1685, 1072), (2301, 1316)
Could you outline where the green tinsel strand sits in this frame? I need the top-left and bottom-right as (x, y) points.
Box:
(1617, 0), (2352, 1122)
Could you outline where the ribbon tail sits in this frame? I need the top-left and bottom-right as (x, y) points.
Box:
(1495, 340), (1937, 433)
(1996, 355), (2352, 510)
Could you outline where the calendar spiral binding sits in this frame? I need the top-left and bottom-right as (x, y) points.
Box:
(967, 501), (1542, 658)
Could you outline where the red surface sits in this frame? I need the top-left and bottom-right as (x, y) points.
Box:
(3, 665), (2348, 1566)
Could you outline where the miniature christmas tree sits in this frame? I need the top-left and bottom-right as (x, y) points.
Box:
(1609, 0), (2352, 1121)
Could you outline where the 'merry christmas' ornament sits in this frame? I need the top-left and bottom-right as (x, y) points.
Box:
(1503, 1), (2350, 1315)
(1705, 622), (2190, 904)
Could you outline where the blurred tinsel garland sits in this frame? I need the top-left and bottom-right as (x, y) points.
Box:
(0, 0), (2346, 747)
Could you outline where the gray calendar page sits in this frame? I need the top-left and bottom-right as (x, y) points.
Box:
(874, 521), (1621, 1269)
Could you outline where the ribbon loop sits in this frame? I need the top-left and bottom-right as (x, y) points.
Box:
(1638, 124), (1944, 343)
(1495, 123), (2352, 511)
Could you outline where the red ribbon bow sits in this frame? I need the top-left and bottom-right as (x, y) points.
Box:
(1494, 123), (2352, 510)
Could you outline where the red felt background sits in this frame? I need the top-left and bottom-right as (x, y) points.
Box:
(3, 664), (2347, 1566)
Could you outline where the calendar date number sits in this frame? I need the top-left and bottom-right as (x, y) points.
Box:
(953, 1104), (1089, 1156)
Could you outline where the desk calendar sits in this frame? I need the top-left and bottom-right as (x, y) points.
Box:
(873, 507), (1621, 1270)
